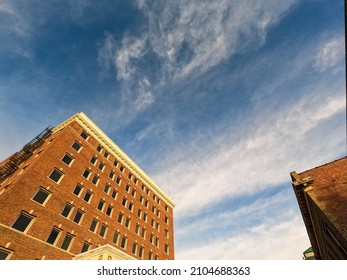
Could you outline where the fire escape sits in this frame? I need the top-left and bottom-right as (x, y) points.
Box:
(0, 127), (53, 182)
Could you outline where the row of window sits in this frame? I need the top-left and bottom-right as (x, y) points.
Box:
(9, 211), (170, 258)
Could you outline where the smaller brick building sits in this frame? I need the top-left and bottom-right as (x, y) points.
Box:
(291, 157), (347, 259)
(0, 112), (174, 260)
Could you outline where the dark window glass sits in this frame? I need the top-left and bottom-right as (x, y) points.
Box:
(80, 131), (88, 140)
(73, 210), (84, 224)
(0, 248), (12, 260)
(113, 231), (119, 244)
(61, 234), (74, 250)
(81, 242), (91, 253)
(90, 156), (97, 165)
(97, 200), (105, 211)
(82, 169), (91, 179)
(72, 141), (82, 152)
(46, 227), (60, 245)
(12, 212), (34, 232)
(49, 169), (63, 183)
(61, 154), (73, 165)
(32, 188), (50, 204)
(61, 204), (73, 218)
(89, 219), (98, 232)
(73, 184), (83, 196)
(83, 190), (92, 202)
(99, 224), (107, 237)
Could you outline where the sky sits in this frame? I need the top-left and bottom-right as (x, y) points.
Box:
(0, 0), (346, 259)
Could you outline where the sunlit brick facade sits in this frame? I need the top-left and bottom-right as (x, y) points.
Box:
(0, 112), (174, 260)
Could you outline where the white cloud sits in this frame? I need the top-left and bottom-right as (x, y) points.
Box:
(314, 36), (345, 72)
(177, 214), (310, 259)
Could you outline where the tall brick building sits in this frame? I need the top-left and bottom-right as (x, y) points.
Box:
(290, 157), (347, 259)
(0, 112), (174, 260)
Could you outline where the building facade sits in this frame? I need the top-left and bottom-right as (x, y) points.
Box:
(291, 157), (347, 260)
(0, 112), (174, 260)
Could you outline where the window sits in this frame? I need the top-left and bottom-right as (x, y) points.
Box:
(125, 217), (131, 229)
(113, 159), (118, 167)
(141, 228), (146, 239)
(82, 168), (91, 179)
(118, 213), (124, 224)
(106, 205), (113, 217)
(155, 237), (159, 247)
(134, 178), (138, 185)
(97, 145), (102, 152)
(90, 156), (97, 165)
(165, 216), (169, 224)
(132, 242), (138, 254)
(137, 209), (142, 218)
(122, 197), (127, 207)
(72, 141), (82, 152)
(0, 247), (13, 260)
(120, 236), (127, 249)
(61, 153), (74, 166)
(135, 224), (140, 235)
(165, 244), (169, 254)
(148, 251), (153, 260)
(104, 184), (111, 194)
(125, 184), (130, 192)
(73, 209), (84, 224)
(128, 173), (133, 180)
(131, 189), (136, 197)
(99, 224), (108, 238)
(97, 199), (105, 211)
(128, 202), (133, 212)
(61, 203), (73, 218)
(111, 189), (118, 199)
(46, 227), (61, 245)
(89, 218), (99, 233)
(104, 151), (109, 158)
(12, 212), (35, 233)
(120, 165), (125, 172)
(81, 242), (91, 253)
(149, 234), (154, 244)
(91, 175), (99, 185)
(61, 233), (74, 251)
(83, 190), (93, 203)
(109, 171), (115, 179)
(116, 177), (121, 185)
(139, 246), (144, 258)
(139, 196), (144, 204)
(113, 231), (120, 245)
(165, 229), (169, 238)
(49, 169), (64, 183)
(143, 213), (148, 222)
(80, 131), (89, 140)
(98, 162), (105, 171)
(73, 184), (83, 196)
(32, 188), (51, 205)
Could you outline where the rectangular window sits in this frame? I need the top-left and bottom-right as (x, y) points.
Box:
(165, 229), (169, 238)
(46, 227), (61, 245)
(61, 203), (73, 218)
(165, 244), (169, 254)
(132, 242), (138, 254)
(61, 153), (74, 166)
(122, 197), (127, 207)
(61, 233), (74, 251)
(97, 200), (105, 211)
(99, 224), (108, 238)
(73, 209), (84, 224)
(120, 236), (127, 249)
(118, 213), (124, 224)
(89, 218), (99, 233)
(125, 217), (131, 229)
(11, 212), (35, 233)
(0, 247), (13, 260)
(128, 173), (133, 180)
(141, 228), (146, 238)
(97, 145), (102, 152)
(82, 168), (91, 179)
(109, 171), (115, 179)
(72, 141), (82, 152)
(139, 246), (144, 258)
(116, 177), (121, 185)
(49, 169), (64, 183)
(125, 184), (130, 192)
(104, 151), (109, 158)
(106, 205), (113, 217)
(104, 184), (111, 194)
(143, 213), (148, 222)
(113, 159), (118, 167)
(131, 189), (136, 197)
(73, 184), (83, 196)
(113, 231), (120, 245)
(80, 131), (89, 140)
(165, 216), (169, 224)
(91, 175), (99, 185)
(128, 202), (133, 212)
(148, 251), (153, 260)
(32, 187), (51, 205)
(90, 156), (97, 165)
(120, 165), (125, 172)
(81, 242), (91, 253)
(111, 189), (118, 199)
(98, 162), (105, 171)
(135, 224), (140, 235)
(83, 190), (93, 203)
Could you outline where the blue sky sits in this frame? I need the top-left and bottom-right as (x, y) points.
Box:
(0, 0), (346, 259)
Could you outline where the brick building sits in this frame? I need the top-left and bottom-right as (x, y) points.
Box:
(290, 157), (347, 259)
(0, 112), (174, 260)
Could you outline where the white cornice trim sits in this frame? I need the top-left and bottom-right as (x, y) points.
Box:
(52, 112), (174, 208)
